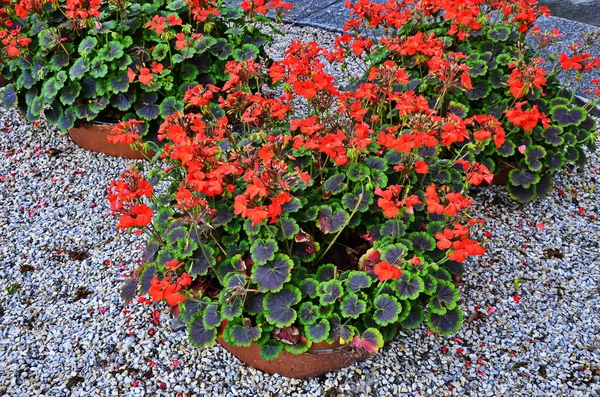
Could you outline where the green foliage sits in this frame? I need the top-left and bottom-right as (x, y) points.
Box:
(1, 0), (280, 136)
(105, 0), (600, 364)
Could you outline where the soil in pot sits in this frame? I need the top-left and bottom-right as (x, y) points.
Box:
(68, 121), (155, 160)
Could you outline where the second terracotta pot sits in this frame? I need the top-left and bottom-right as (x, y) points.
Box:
(217, 338), (361, 378)
(68, 121), (154, 160)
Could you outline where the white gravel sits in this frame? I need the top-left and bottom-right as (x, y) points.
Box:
(0, 24), (599, 396)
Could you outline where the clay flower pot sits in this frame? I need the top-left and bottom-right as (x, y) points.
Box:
(217, 338), (361, 378)
(68, 121), (154, 160)
(489, 163), (513, 185)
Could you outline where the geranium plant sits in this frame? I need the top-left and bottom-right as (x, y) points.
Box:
(0, 0), (288, 140)
(338, 0), (600, 203)
(111, 39), (495, 360)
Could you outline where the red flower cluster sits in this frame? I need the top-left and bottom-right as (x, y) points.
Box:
(241, 0), (293, 15)
(148, 273), (192, 306)
(65, 0), (101, 20)
(507, 59), (547, 99)
(424, 184), (473, 216)
(375, 185), (422, 218)
(108, 169), (154, 229)
(435, 223), (485, 262)
(373, 261), (402, 281)
(506, 102), (550, 131)
(108, 120), (144, 145)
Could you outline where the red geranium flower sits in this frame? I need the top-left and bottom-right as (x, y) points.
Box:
(373, 261), (402, 281)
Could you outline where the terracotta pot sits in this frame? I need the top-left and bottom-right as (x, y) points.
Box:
(217, 338), (361, 378)
(490, 163), (513, 186)
(68, 121), (154, 159)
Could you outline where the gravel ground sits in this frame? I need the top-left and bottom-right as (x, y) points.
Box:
(1, 24), (600, 397)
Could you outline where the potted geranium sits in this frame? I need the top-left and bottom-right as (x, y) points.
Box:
(0, 0), (288, 158)
(110, 38), (493, 377)
(339, 0), (600, 203)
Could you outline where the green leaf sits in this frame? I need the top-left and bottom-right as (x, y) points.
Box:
(345, 271), (372, 293)
(188, 245), (216, 277)
(90, 58), (108, 78)
(250, 238), (278, 264)
(264, 286), (301, 328)
(259, 341), (284, 360)
(38, 28), (59, 50)
(152, 43), (170, 61)
(508, 168), (539, 189)
(373, 294), (401, 326)
(215, 43), (233, 60)
(317, 280), (343, 306)
(542, 126), (564, 146)
(233, 43), (259, 61)
(298, 302), (319, 325)
(49, 52), (69, 71)
(323, 174), (346, 194)
(180, 63), (200, 81)
(251, 253), (293, 292)
(299, 278), (319, 298)
(408, 232), (436, 252)
(29, 96), (44, 118)
(340, 293), (366, 319)
(400, 302), (424, 329)
(546, 151), (565, 172)
(98, 41), (125, 61)
(316, 206), (349, 234)
(316, 264), (336, 281)
(202, 304), (222, 328)
(58, 108), (76, 131)
(550, 105), (587, 127)
(427, 307), (463, 336)
(78, 36), (98, 55)
(41, 77), (63, 102)
(423, 273), (438, 295)
(2, 85), (17, 108)
(69, 58), (90, 80)
(395, 273), (425, 300)
(381, 243), (408, 264)
(159, 96), (184, 119)
(507, 183), (537, 203)
(224, 321), (262, 347)
(342, 186), (374, 213)
(347, 163), (370, 182)
(180, 298), (203, 322)
(428, 280), (459, 315)
(188, 313), (217, 348)
(278, 218), (300, 240)
(166, 226), (187, 245)
(524, 145), (547, 172)
(283, 338), (312, 355)
(488, 25), (511, 42)
(305, 319), (330, 343)
(59, 82), (81, 106)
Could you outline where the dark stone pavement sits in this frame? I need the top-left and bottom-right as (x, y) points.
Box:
(252, 0), (600, 28)
(233, 0), (600, 102)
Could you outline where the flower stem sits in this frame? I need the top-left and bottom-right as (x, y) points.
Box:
(315, 192), (363, 265)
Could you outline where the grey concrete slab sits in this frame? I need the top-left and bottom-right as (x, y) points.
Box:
(231, 0), (600, 103)
(275, 0), (341, 22)
(533, 15), (600, 101)
(302, 0), (367, 33)
(539, 0), (600, 27)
